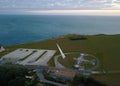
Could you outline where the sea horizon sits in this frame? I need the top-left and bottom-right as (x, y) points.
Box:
(0, 15), (120, 46)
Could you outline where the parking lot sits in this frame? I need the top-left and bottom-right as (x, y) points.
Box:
(1, 48), (56, 66)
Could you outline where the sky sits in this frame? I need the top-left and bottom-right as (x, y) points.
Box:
(0, 0), (120, 15)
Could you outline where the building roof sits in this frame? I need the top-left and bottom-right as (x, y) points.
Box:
(49, 68), (75, 78)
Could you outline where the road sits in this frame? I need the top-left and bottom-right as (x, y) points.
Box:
(1, 63), (120, 86)
(36, 69), (67, 86)
(0, 64), (68, 86)
(54, 55), (65, 68)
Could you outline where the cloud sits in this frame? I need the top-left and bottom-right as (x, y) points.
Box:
(0, 0), (120, 14)
(28, 10), (120, 16)
(0, 0), (119, 9)
(101, 0), (120, 9)
(105, 3), (120, 9)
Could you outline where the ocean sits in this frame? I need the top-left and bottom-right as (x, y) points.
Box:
(0, 15), (120, 46)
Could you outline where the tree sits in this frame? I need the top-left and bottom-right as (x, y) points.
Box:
(0, 67), (39, 86)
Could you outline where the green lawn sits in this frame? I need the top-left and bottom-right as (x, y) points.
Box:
(1, 34), (120, 86)
(58, 53), (80, 68)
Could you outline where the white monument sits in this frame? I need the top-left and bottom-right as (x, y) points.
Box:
(56, 43), (66, 59)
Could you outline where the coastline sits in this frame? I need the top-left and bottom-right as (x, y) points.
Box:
(3, 34), (120, 47)
(1, 34), (120, 86)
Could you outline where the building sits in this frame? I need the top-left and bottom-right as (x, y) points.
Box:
(45, 68), (76, 81)
(0, 46), (5, 52)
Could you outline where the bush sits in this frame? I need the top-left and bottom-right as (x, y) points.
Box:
(0, 67), (38, 86)
(69, 35), (87, 40)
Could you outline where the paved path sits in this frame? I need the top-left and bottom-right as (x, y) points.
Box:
(32, 50), (56, 66)
(20, 50), (45, 65)
(54, 52), (100, 70)
(1, 48), (56, 66)
(54, 52), (80, 69)
(54, 55), (65, 69)
(1, 64), (120, 85)
(2, 49), (34, 60)
(36, 69), (67, 86)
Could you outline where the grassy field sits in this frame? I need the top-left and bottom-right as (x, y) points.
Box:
(1, 34), (120, 86)
(58, 53), (80, 68)
(58, 53), (98, 70)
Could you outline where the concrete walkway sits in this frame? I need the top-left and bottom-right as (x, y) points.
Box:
(32, 50), (56, 66)
(19, 50), (45, 65)
(54, 55), (65, 69)
(36, 69), (67, 86)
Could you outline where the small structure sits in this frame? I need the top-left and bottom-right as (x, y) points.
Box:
(45, 68), (75, 81)
(0, 45), (5, 52)
(25, 76), (34, 81)
(73, 53), (98, 70)
(73, 53), (87, 69)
